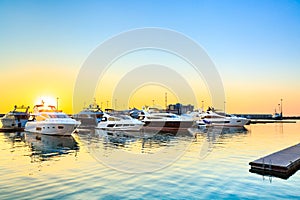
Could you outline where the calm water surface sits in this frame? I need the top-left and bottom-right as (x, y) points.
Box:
(0, 122), (300, 199)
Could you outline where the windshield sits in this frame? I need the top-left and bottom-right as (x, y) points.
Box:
(48, 114), (69, 118)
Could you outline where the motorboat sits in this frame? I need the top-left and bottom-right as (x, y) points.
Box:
(25, 104), (80, 136)
(73, 103), (103, 128)
(0, 105), (30, 130)
(96, 111), (144, 131)
(138, 108), (194, 131)
(272, 109), (282, 120)
(196, 111), (250, 127)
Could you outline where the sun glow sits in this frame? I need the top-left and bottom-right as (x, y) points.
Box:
(34, 96), (57, 107)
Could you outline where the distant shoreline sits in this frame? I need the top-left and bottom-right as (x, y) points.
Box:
(282, 116), (300, 120)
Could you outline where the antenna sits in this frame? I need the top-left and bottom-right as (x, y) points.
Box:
(165, 92), (168, 109)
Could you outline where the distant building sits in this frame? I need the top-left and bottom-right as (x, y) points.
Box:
(167, 103), (194, 115)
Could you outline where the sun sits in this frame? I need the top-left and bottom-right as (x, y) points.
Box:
(34, 96), (57, 107)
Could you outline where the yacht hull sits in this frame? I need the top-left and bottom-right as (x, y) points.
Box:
(96, 122), (144, 131)
(1, 118), (28, 128)
(199, 118), (249, 127)
(25, 121), (78, 136)
(95, 112), (144, 131)
(142, 120), (194, 131)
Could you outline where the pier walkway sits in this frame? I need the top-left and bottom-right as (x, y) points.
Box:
(249, 143), (300, 179)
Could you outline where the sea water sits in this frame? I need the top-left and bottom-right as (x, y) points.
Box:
(0, 122), (299, 199)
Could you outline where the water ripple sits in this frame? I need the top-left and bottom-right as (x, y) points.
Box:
(1, 123), (300, 199)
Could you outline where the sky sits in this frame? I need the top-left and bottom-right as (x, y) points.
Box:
(0, 0), (299, 115)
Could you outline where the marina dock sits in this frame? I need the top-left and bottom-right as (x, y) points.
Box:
(249, 143), (300, 179)
(0, 127), (24, 132)
(249, 119), (296, 124)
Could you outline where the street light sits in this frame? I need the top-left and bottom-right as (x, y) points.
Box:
(280, 98), (283, 116)
(56, 97), (59, 110)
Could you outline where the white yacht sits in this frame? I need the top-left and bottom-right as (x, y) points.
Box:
(96, 112), (144, 131)
(0, 105), (30, 130)
(73, 103), (103, 128)
(25, 104), (80, 136)
(196, 111), (250, 127)
(138, 108), (194, 131)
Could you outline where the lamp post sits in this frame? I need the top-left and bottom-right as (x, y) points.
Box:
(56, 97), (59, 110)
(280, 98), (283, 117)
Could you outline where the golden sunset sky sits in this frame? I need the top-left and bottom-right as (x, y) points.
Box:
(1, 1), (299, 115)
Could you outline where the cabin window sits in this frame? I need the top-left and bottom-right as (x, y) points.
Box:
(138, 116), (145, 120)
(36, 127), (42, 131)
(41, 114), (49, 118)
(101, 117), (107, 122)
(49, 114), (68, 118)
(96, 114), (103, 119)
(58, 126), (64, 129)
(148, 117), (161, 120)
(36, 115), (46, 121)
(20, 115), (29, 119)
(108, 117), (120, 121)
(107, 124), (115, 127)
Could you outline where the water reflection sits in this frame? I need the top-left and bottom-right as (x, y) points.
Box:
(3, 131), (27, 145)
(80, 129), (180, 148)
(189, 126), (248, 143)
(2, 132), (79, 162)
(80, 128), (193, 145)
(197, 126), (248, 134)
(26, 133), (79, 162)
(78, 127), (249, 157)
(188, 126), (249, 158)
(78, 129), (195, 173)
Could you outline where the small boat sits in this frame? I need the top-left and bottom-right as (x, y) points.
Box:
(96, 112), (144, 131)
(25, 104), (80, 136)
(0, 105), (30, 130)
(138, 108), (194, 131)
(196, 111), (250, 127)
(272, 109), (282, 120)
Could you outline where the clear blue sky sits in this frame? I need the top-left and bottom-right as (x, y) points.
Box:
(1, 0), (300, 114)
